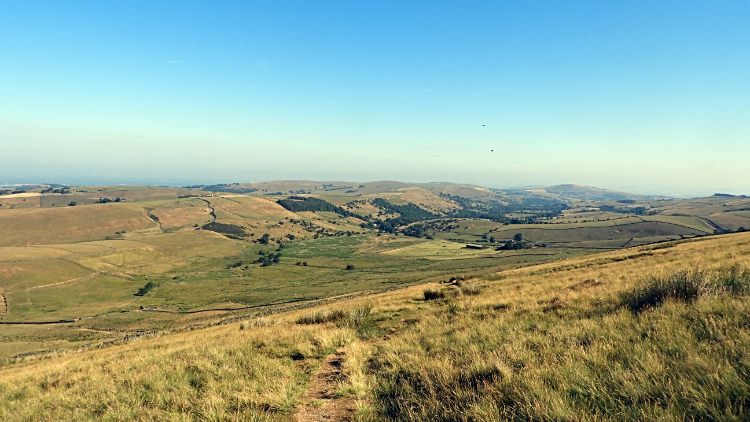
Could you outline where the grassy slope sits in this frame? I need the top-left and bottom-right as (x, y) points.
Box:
(1, 232), (749, 421)
(0, 203), (158, 247)
(431, 216), (710, 248)
(359, 232), (750, 421)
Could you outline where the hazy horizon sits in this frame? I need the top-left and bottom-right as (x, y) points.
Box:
(2, 2), (748, 199)
(0, 174), (742, 199)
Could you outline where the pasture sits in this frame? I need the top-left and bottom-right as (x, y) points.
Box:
(1, 184), (746, 366)
(1, 230), (747, 421)
(0, 204), (158, 247)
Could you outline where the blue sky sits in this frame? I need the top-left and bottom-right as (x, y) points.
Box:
(1, 1), (748, 197)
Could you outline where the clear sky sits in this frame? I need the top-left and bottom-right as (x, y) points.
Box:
(2, 1), (748, 197)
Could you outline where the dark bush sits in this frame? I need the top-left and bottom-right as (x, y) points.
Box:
(620, 270), (702, 313)
(424, 288), (445, 300)
(135, 281), (158, 296)
(201, 222), (246, 236)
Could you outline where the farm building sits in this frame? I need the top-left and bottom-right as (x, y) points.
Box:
(465, 244), (488, 249)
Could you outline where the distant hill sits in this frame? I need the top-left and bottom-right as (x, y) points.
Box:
(521, 184), (671, 202)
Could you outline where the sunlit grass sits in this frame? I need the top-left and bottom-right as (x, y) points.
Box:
(2, 232), (750, 421)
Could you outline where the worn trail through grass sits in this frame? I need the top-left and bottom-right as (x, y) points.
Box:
(293, 319), (405, 422)
(293, 347), (353, 422)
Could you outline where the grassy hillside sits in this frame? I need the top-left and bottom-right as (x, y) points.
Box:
(1, 231), (749, 421)
(0, 203), (158, 247)
(2, 184), (746, 360)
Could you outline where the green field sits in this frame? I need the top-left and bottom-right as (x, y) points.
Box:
(1, 184), (746, 359)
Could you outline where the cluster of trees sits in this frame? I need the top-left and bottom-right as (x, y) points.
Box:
(96, 197), (123, 203)
(599, 205), (649, 215)
(440, 194), (566, 223)
(277, 197), (364, 220)
(201, 222), (247, 237)
(40, 187), (70, 194)
(366, 198), (439, 233)
(401, 223), (435, 239)
(256, 250), (281, 266)
(497, 233), (527, 250)
(135, 281), (158, 296)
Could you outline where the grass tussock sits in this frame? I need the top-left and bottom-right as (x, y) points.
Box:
(459, 283), (482, 296)
(240, 318), (278, 329)
(620, 265), (750, 313)
(367, 265), (750, 421)
(296, 304), (383, 339)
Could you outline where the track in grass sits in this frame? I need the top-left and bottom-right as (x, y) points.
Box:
(293, 347), (353, 422)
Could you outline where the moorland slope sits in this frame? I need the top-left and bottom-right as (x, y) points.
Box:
(1, 231), (749, 421)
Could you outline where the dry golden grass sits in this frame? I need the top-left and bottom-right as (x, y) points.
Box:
(212, 196), (298, 221)
(396, 188), (459, 214)
(1, 233), (749, 421)
(0, 195), (41, 209)
(0, 203), (158, 247)
(150, 199), (213, 230)
(0, 322), (357, 421)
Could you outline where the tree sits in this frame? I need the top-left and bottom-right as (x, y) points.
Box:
(135, 281), (157, 296)
(346, 264), (355, 270)
(489, 236), (496, 243)
(513, 233), (523, 242)
(259, 233), (270, 245)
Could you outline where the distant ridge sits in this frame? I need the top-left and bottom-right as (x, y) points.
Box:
(528, 184), (671, 202)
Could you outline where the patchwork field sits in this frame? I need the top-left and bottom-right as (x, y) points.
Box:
(1, 229), (748, 421)
(1, 184), (748, 394)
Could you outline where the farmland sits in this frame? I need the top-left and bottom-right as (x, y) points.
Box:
(1, 182), (747, 364)
(1, 221), (748, 421)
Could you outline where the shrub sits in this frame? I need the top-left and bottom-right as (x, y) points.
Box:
(345, 264), (355, 270)
(459, 284), (482, 296)
(135, 281), (158, 296)
(620, 266), (750, 313)
(295, 305), (380, 339)
(711, 265), (750, 296)
(423, 288), (445, 300)
(296, 309), (350, 325)
(239, 318), (276, 330)
(619, 270), (702, 313)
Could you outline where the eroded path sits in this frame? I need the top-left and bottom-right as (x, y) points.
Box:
(293, 348), (354, 422)
(292, 319), (405, 422)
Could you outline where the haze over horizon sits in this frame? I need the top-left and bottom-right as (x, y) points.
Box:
(2, 1), (748, 198)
